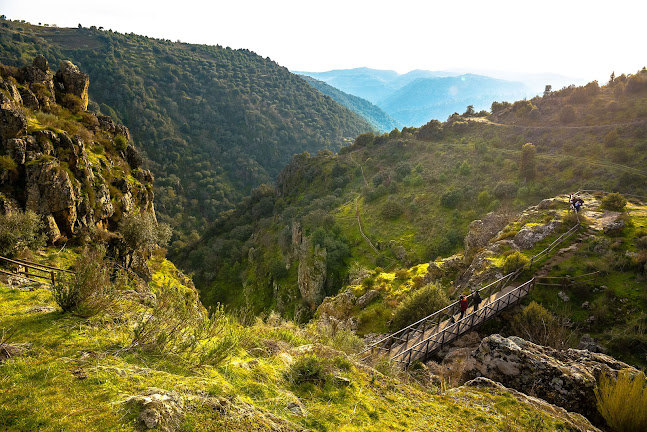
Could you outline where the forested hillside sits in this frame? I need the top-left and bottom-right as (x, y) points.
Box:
(0, 20), (374, 245)
(177, 70), (647, 324)
(299, 75), (401, 132)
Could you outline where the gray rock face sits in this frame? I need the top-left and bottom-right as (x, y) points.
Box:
(513, 220), (560, 249)
(124, 388), (184, 431)
(26, 160), (77, 234)
(317, 290), (355, 319)
(357, 289), (380, 308)
(55, 61), (90, 110)
(0, 93), (27, 140)
(459, 377), (601, 432)
(463, 334), (634, 423)
(464, 212), (511, 251)
(297, 239), (327, 309)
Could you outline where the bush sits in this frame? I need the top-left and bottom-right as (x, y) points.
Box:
(440, 189), (462, 209)
(0, 210), (45, 256)
(493, 181), (518, 200)
(381, 199), (403, 220)
(114, 134), (128, 152)
(511, 301), (572, 349)
(601, 193), (627, 211)
(559, 105), (576, 124)
(52, 247), (114, 316)
(391, 283), (450, 330)
(595, 369), (647, 432)
(285, 355), (327, 386)
(503, 251), (529, 274)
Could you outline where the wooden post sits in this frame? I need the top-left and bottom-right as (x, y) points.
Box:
(51, 271), (55, 285)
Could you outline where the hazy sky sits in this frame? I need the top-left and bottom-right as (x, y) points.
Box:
(2, 0), (645, 82)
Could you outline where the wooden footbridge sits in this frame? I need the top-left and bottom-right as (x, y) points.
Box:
(361, 221), (583, 368)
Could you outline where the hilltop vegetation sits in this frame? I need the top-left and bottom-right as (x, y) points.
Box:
(299, 68), (531, 126)
(0, 19), (374, 244)
(177, 69), (647, 332)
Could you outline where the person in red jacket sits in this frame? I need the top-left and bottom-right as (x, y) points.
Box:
(459, 295), (468, 320)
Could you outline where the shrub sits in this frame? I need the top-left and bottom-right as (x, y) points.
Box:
(511, 301), (572, 349)
(595, 369), (647, 432)
(354, 132), (374, 148)
(131, 283), (236, 366)
(503, 251), (529, 274)
(493, 181), (518, 200)
(603, 129), (619, 147)
(114, 134), (128, 152)
(636, 236), (647, 250)
(285, 355), (327, 386)
(381, 199), (403, 220)
(51, 247), (114, 316)
(440, 189), (462, 209)
(391, 283), (450, 330)
(601, 193), (627, 211)
(118, 211), (172, 269)
(0, 155), (17, 173)
(0, 210), (45, 256)
(559, 105), (576, 124)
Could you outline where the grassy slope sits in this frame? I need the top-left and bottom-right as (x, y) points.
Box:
(0, 248), (591, 432)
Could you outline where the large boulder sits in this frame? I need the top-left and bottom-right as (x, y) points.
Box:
(459, 377), (601, 432)
(124, 388), (184, 431)
(55, 61), (90, 110)
(513, 220), (560, 250)
(297, 239), (327, 309)
(464, 212), (511, 251)
(25, 160), (77, 235)
(463, 334), (635, 423)
(0, 92), (27, 141)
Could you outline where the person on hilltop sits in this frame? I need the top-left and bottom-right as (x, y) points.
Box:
(459, 295), (468, 320)
(569, 194), (584, 213)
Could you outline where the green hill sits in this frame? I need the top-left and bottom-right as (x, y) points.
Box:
(176, 70), (647, 329)
(299, 75), (401, 132)
(0, 20), (374, 245)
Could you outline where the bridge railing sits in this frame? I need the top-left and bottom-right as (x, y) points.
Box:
(392, 278), (535, 367)
(359, 271), (518, 360)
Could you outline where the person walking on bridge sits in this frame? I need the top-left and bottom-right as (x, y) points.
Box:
(459, 295), (468, 320)
(473, 290), (482, 311)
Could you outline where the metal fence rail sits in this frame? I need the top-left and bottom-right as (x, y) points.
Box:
(392, 278), (535, 366)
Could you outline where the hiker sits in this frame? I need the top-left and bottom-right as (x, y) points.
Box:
(473, 290), (482, 311)
(569, 194), (584, 213)
(459, 295), (468, 320)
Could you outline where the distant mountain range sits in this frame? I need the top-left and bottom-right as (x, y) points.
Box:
(299, 75), (401, 132)
(296, 68), (584, 127)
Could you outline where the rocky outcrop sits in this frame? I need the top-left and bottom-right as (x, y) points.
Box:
(464, 212), (511, 251)
(462, 334), (635, 423)
(0, 92), (27, 140)
(513, 220), (560, 249)
(0, 56), (156, 243)
(55, 60), (90, 110)
(297, 238), (327, 310)
(459, 377), (601, 432)
(25, 160), (77, 234)
(124, 388), (184, 431)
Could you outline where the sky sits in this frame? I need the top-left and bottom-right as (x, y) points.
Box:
(2, 0), (646, 83)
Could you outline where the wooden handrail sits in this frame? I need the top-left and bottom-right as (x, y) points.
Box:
(0, 256), (75, 274)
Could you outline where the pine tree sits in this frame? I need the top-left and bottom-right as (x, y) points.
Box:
(520, 142), (537, 181)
